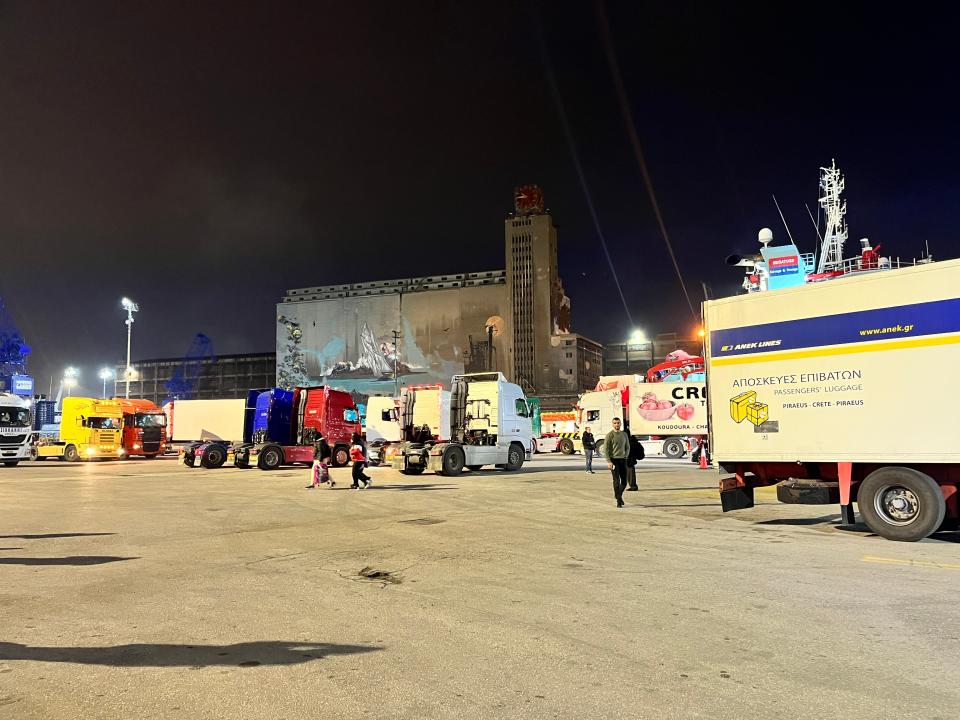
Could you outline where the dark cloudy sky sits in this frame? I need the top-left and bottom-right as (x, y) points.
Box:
(1, 1), (957, 395)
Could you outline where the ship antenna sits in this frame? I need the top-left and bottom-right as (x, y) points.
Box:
(772, 194), (797, 246)
(805, 202), (825, 269)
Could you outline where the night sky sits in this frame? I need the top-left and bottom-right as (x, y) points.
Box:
(1, 2), (957, 395)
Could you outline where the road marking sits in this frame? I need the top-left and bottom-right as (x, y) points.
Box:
(862, 555), (960, 571)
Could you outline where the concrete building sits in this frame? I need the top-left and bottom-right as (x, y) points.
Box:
(276, 186), (587, 406)
(550, 333), (603, 393)
(115, 352), (276, 405)
(603, 333), (703, 377)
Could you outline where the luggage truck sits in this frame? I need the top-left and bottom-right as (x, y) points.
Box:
(189, 386), (360, 471)
(391, 372), (533, 476)
(0, 392), (32, 467)
(708, 257), (960, 542)
(169, 398), (245, 465)
(116, 398), (167, 459)
(34, 397), (125, 461)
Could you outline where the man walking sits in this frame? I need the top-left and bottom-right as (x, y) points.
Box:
(581, 426), (595, 473)
(604, 417), (631, 508)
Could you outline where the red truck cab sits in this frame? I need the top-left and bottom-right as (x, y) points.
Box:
(116, 398), (168, 458)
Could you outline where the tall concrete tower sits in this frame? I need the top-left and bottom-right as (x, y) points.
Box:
(505, 184), (567, 394)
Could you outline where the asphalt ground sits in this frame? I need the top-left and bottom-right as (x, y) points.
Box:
(1, 453), (958, 719)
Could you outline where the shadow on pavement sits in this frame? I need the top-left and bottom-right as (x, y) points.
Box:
(0, 640), (382, 667)
(756, 515), (841, 526)
(367, 484), (458, 491)
(0, 556), (138, 566)
(0, 533), (115, 540)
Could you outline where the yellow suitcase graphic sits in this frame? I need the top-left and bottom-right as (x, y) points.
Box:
(729, 391), (757, 423)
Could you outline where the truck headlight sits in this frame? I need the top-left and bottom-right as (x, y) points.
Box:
(133, 443), (140, 450)
(117, 448), (126, 456)
(86, 448), (95, 456)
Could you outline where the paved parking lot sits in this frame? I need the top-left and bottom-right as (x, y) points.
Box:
(1, 454), (958, 719)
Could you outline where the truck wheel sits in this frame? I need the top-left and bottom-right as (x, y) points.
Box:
(440, 447), (465, 476)
(200, 445), (227, 469)
(558, 438), (575, 455)
(504, 443), (525, 471)
(63, 445), (80, 462)
(3, 461), (18, 467)
(594, 440), (604, 457)
(858, 467), (946, 542)
(257, 446), (283, 470)
(663, 438), (685, 459)
(182, 450), (195, 467)
(332, 446), (350, 468)
(466, 465), (483, 471)
(401, 466), (425, 475)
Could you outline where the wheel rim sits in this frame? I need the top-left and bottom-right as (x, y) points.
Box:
(874, 484), (921, 526)
(264, 450), (279, 467)
(510, 449), (521, 465)
(209, 451), (223, 464)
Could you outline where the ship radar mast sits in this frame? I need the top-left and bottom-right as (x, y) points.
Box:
(817, 159), (848, 274)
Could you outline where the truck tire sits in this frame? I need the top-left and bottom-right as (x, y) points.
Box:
(440, 446), (465, 476)
(332, 446), (350, 468)
(200, 444), (227, 469)
(182, 450), (195, 467)
(594, 440), (604, 457)
(558, 438), (575, 455)
(504, 443), (525, 471)
(257, 445), (283, 471)
(3, 461), (18, 467)
(401, 466), (425, 475)
(63, 445), (80, 462)
(663, 438), (685, 459)
(857, 467), (946, 542)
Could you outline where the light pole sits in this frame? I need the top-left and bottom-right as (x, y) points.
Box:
(63, 367), (79, 398)
(626, 329), (647, 375)
(121, 297), (139, 399)
(99, 367), (114, 399)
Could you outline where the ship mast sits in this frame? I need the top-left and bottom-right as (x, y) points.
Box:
(816, 159), (848, 274)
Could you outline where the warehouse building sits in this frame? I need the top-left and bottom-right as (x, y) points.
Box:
(276, 186), (594, 407)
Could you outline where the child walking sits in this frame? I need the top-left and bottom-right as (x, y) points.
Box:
(306, 434), (334, 489)
(349, 432), (371, 489)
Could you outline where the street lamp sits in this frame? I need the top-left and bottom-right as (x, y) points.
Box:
(626, 329), (647, 374)
(63, 367), (79, 398)
(121, 297), (139, 399)
(99, 367), (114, 399)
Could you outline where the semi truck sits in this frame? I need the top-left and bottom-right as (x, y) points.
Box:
(33, 397), (125, 461)
(185, 386), (360, 470)
(571, 379), (702, 459)
(391, 372), (533, 476)
(708, 257), (960, 541)
(365, 386), (452, 465)
(116, 398), (167, 458)
(0, 392), (32, 467)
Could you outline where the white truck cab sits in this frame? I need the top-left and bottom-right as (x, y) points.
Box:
(0, 393), (33, 466)
(392, 372), (533, 476)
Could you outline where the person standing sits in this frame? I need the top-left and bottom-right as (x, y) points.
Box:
(626, 434), (644, 491)
(349, 432), (371, 489)
(604, 418), (631, 508)
(581, 427), (596, 474)
(306, 434), (334, 489)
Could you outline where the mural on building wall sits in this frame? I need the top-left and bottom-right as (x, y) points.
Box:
(276, 286), (508, 404)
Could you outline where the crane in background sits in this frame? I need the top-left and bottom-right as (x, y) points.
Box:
(0, 297), (33, 397)
(163, 333), (214, 405)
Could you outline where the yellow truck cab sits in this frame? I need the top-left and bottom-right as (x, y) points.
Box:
(35, 397), (126, 462)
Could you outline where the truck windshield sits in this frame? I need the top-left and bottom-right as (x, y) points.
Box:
(135, 413), (166, 428)
(87, 417), (119, 429)
(0, 408), (29, 426)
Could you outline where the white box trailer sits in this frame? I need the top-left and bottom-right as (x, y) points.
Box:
(705, 258), (960, 541)
(164, 399), (245, 444)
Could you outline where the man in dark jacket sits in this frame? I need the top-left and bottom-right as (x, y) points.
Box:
(581, 427), (595, 473)
(604, 418), (631, 508)
(626, 434), (644, 491)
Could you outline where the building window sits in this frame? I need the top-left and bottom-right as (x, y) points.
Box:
(565, 352), (572, 359)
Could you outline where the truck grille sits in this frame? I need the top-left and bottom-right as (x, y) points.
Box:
(0, 434), (27, 445)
